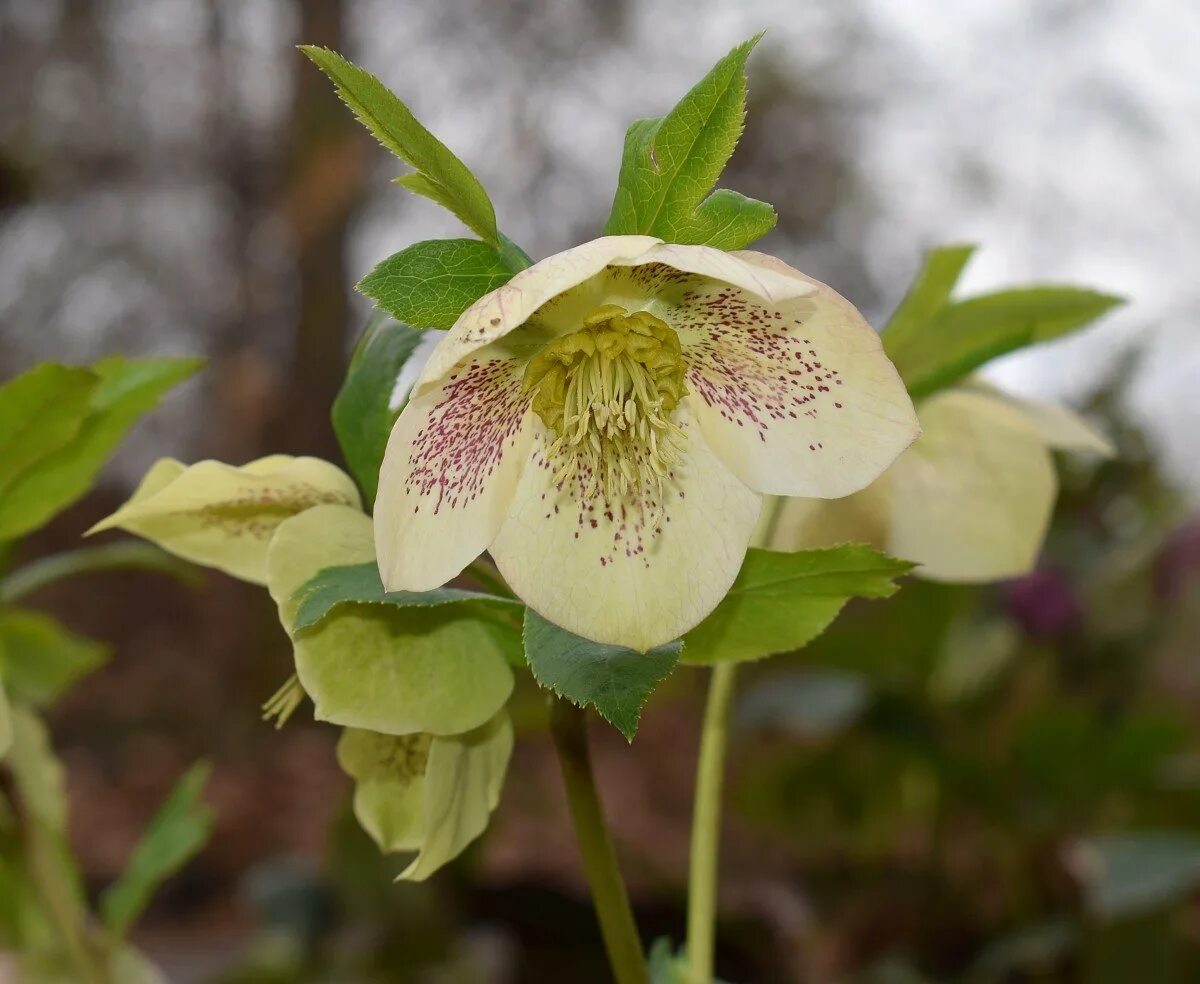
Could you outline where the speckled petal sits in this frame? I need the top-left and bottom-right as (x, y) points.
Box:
(87, 455), (361, 584)
(668, 251), (919, 498)
(375, 348), (534, 592)
(489, 404), (762, 650)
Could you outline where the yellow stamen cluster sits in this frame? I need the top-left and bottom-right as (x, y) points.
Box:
(522, 305), (688, 500)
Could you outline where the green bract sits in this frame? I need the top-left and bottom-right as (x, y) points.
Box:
(290, 560), (520, 631)
(682, 546), (914, 665)
(0, 357), (201, 542)
(332, 313), (424, 504)
(524, 609), (682, 742)
(358, 239), (514, 330)
(300, 46), (528, 271)
(603, 35), (776, 250)
(882, 245), (1124, 399)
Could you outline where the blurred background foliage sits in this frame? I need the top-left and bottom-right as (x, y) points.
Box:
(1, 0), (1199, 981)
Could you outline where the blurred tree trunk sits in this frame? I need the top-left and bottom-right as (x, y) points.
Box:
(271, 0), (367, 458)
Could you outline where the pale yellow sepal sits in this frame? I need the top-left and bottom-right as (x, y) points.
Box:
(335, 714), (512, 881)
(267, 505), (514, 737)
(769, 387), (1058, 583)
(88, 455), (361, 584)
(400, 712), (513, 881)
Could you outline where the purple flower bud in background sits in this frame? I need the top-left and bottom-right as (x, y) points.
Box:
(1154, 520), (1200, 601)
(1003, 567), (1083, 640)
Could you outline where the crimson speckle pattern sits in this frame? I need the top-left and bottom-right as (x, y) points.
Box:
(680, 287), (845, 444)
(527, 424), (687, 571)
(405, 358), (528, 515)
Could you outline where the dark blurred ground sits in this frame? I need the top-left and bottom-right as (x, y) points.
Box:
(3, 2), (1200, 982)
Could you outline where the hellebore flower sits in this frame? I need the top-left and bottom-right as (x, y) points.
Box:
(375, 236), (920, 649)
(96, 465), (515, 879)
(767, 382), (1113, 582)
(87, 455), (361, 583)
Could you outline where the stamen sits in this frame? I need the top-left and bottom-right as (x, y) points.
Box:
(522, 307), (688, 505)
(262, 674), (305, 729)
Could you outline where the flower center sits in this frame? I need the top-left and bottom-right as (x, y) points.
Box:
(522, 305), (688, 500)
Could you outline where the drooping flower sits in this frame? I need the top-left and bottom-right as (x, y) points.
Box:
(767, 381), (1114, 582)
(87, 455), (361, 583)
(374, 236), (920, 649)
(94, 461), (516, 879)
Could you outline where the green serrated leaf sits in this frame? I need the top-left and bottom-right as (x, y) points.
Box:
(100, 761), (214, 937)
(881, 244), (976, 349)
(0, 357), (202, 542)
(603, 35), (776, 250)
(0, 609), (108, 707)
(0, 364), (97, 500)
(291, 561), (520, 632)
(301, 46), (500, 246)
(332, 314), (423, 502)
(357, 239), (512, 330)
(885, 282), (1123, 399)
(523, 609), (680, 741)
(682, 546), (913, 665)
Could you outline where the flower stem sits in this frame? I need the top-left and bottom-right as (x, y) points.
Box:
(685, 661), (738, 983)
(686, 500), (784, 981)
(0, 541), (197, 603)
(548, 697), (649, 984)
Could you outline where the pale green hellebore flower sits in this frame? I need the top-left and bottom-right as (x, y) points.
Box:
(96, 461), (515, 878)
(265, 503), (514, 878)
(767, 382), (1114, 582)
(87, 454), (361, 583)
(375, 236), (920, 650)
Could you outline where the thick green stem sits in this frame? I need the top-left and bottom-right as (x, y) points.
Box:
(685, 662), (738, 983)
(548, 697), (649, 984)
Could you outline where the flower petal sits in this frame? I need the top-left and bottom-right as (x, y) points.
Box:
(763, 477), (893, 553)
(88, 455), (361, 584)
(268, 504), (514, 736)
(400, 712), (513, 882)
(610, 242), (817, 305)
(337, 728), (429, 854)
(489, 405), (762, 650)
(417, 235), (661, 390)
(965, 382), (1115, 456)
(887, 388), (1056, 582)
(668, 251), (918, 498)
(375, 350), (534, 592)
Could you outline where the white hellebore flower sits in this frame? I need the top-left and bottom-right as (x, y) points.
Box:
(768, 381), (1114, 582)
(375, 236), (920, 650)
